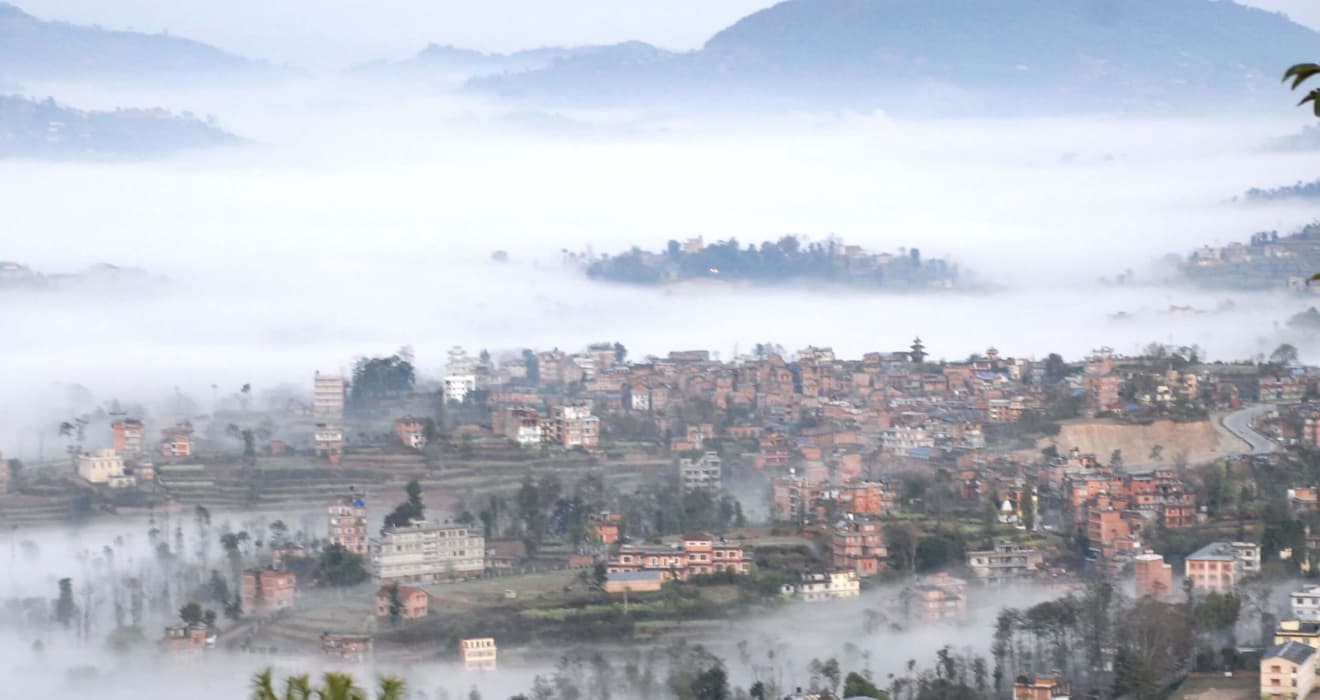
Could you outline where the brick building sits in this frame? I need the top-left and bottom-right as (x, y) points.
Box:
(328, 496), (370, 556)
(242, 568), (297, 614)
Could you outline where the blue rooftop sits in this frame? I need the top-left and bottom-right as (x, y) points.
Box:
(608, 571), (665, 581)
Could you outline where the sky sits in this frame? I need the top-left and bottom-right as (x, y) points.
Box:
(13, 0), (1320, 71)
(9, 0), (776, 69)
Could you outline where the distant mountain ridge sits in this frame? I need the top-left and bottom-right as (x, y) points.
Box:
(0, 94), (239, 160)
(466, 0), (1320, 112)
(0, 2), (281, 85)
(357, 42), (673, 82)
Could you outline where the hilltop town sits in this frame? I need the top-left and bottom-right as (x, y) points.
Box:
(6, 335), (1320, 698)
(580, 236), (961, 291)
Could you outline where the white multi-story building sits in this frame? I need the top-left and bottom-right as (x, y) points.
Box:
(444, 374), (477, 403)
(77, 448), (131, 486)
(371, 521), (485, 584)
(1293, 585), (1320, 622)
(881, 426), (934, 454)
(781, 570), (860, 601)
(314, 424), (345, 457)
(680, 451), (722, 492)
(444, 346), (478, 403)
(1232, 541), (1262, 575)
(314, 372), (346, 418)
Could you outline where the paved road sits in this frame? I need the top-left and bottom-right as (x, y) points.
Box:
(1220, 403), (1278, 455)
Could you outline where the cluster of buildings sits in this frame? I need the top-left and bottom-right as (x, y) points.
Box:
(1049, 457), (1199, 573)
(1129, 541), (1260, 600)
(1257, 582), (1320, 700)
(491, 404), (601, 449)
(603, 533), (750, 593)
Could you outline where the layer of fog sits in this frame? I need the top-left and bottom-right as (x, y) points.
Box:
(0, 511), (1066, 700)
(3, 78), (1320, 457)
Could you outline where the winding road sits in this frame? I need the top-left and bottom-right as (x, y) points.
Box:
(1219, 403), (1278, 456)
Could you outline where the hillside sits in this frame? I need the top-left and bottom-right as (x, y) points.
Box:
(472, 0), (1320, 111)
(0, 3), (278, 84)
(355, 44), (580, 80)
(0, 95), (240, 159)
(1039, 418), (1225, 467)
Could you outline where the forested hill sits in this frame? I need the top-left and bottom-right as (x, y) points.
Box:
(0, 3), (279, 84)
(0, 95), (240, 160)
(582, 236), (960, 291)
(472, 0), (1320, 112)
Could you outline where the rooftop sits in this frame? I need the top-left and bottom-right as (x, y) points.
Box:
(607, 571), (666, 582)
(1265, 640), (1316, 665)
(1186, 542), (1237, 562)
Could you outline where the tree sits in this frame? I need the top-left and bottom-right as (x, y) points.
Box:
(178, 601), (204, 626)
(614, 342), (627, 363)
(1021, 479), (1037, 533)
(1271, 343), (1299, 366)
(318, 544), (369, 587)
(1286, 63), (1320, 117)
(54, 577), (77, 628)
(349, 354), (416, 409)
(1044, 353), (1066, 382)
(383, 479), (425, 529)
(386, 582), (403, 625)
(523, 349), (540, 384)
(844, 671), (888, 699)
(208, 569), (231, 603)
(253, 670), (406, 700)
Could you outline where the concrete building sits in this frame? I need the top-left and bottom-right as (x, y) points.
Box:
(1232, 541), (1262, 575)
(606, 534), (749, 581)
(1134, 551), (1174, 600)
(1262, 641), (1317, 700)
(1292, 584), (1320, 622)
(241, 568), (297, 614)
(544, 405), (600, 449)
(493, 407), (542, 447)
(394, 416), (428, 451)
(1185, 542), (1247, 592)
(832, 514), (887, 577)
(159, 433), (192, 459)
(314, 424), (345, 459)
(679, 451), (722, 492)
(460, 638), (498, 670)
(372, 521), (485, 584)
(376, 584), (429, 620)
(603, 570), (667, 594)
(587, 511), (622, 545)
(164, 622), (215, 655)
(328, 496), (370, 557)
(77, 448), (128, 485)
(780, 571), (861, 601)
(112, 419), (146, 458)
(314, 372), (346, 418)
(1013, 677), (1070, 700)
(444, 374), (477, 404)
(966, 541), (1043, 583)
(904, 573), (968, 623)
(320, 633), (372, 662)
(1276, 619), (1320, 649)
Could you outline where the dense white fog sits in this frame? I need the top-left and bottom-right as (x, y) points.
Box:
(0, 515), (1059, 700)
(5, 5), (1320, 699)
(4, 79), (1320, 451)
